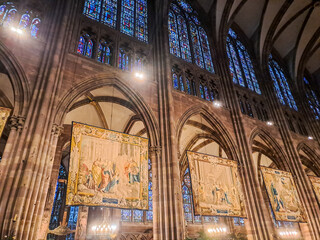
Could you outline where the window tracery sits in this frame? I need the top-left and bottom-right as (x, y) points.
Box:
(268, 55), (297, 110)
(77, 33), (94, 58)
(168, 1), (214, 73)
(0, 3), (41, 38)
(227, 28), (261, 94)
(98, 40), (113, 64)
(304, 77), (320, 120)
(82, 0), (148, 42)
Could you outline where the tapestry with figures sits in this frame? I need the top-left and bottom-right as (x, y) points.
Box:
(0, 107), (11, 138)
(66, 122), (149, 209)
(260, 166), (306, 222)
(186, 151), (246, 217)
(309, 176), (320, 205)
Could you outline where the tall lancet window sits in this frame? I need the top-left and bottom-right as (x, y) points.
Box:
(304, 77), (320, 120)
(226, 28), (261, 94)
(82, 0), (148, 42)
(268, 55), (297, 110)
(168, 0), (214, 73)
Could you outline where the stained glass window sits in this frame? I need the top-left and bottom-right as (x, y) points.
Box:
(179, 76), (185, 91)
(118, 48), (131, 71)
(168, 2), (214, 72)
(199, 84), (204, 99)
(120, 0), (134, 36)
(227, 28), (260, 94)
(173, 72), (179, 90)
(186, 78), (191, 94)
(3, 8), (17, 26)
(0, 5), (6, 20)
(204, 86), (210, 101)
(86, 39), (94, 58)
(30, 18), (41, 38)
(121, 159), (153, 222)
(135, 0), (148, 42)
(101, 0), (118, 28)
(268, 55), (297, 110)
(19, 13), (30, 29)
(83, 0), (102, 21)
(304, 77), (320, 120)
(98, 42), (112, 64)
(77, 34), (94, 58)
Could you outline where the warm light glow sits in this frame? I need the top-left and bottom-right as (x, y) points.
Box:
(266, 121), (273, 126)
(11, 27), (23, 35)
(207, 225), (228, 236)
(278, 229), (299, 239)
(308, 136), (313, 140)
(134, 72), (144, 80)
(91, 222), (118, 238)
(213, 101), (222, 108)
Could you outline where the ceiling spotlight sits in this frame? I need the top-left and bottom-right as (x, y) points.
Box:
(308, 136), (313, 140)
(213, 101), (221, 108)
(266, 121), (273, 126)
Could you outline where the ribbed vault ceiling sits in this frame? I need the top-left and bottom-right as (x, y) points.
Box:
(197, 0), (320, 82)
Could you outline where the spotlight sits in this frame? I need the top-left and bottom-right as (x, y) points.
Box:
(134, 72), (144, 80)
(213, 101), (221, 108)
(266, 121), (273, 126)
(308, 136), (313, 140)
(11, 27), (23, 35)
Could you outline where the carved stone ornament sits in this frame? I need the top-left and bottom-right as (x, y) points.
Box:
(47, 225), (75, 236)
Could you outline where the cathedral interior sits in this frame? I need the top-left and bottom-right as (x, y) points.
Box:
(0, 0), (320, 239)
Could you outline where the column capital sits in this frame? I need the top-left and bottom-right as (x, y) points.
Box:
(52, 124), (64, 137)
(9, 115), (25, 131)
(149, 145), (161, 155)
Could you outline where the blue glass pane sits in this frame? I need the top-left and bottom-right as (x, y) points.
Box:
(121, 0), (134, 36)
(86, 40), (93, 58)
(192, 80), (197, 96)
(228, 28), (237, 39)
(269, 65), (285, 105)
(227, 38), (244, 86)
(179, 76), (184, 91)
(19, 13), (30, 29)
(244, 50), (261, 94)
(0, 5), (6, 20)
(135, 0), (148, 42)
(101, 0), (118, 28)
(191, 15), (200, 25)
(177, 0), (193, 13)
(199, 27), (214, 73)
(67, 206), (79, 230)
(77, 36), (86, 55)
(83, 0), (101, 21)
(236, 41), (253, 91)
(199, 84), (204, 99)
(119, 49), (130, 71)
(190, 22), (204, 68)
(133, 210), (143, 222)
(186, 78), (191, 94)
(121, 210), (132, 222)
(4, 9), (17, 26)
(204, 86), (210, 101)
(168, 10), (181, 58)
(226, 42), (237, 84)
(173, 73), (179, 89)
(177, 15), (191, 62)
(30, 18), (41, 38)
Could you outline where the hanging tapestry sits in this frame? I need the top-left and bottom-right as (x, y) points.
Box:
(309, 176), (320, 204)
(186, 151), (246, 217)
(260, 166), (306, 222)
(0, 107), (11, 138)
(66, 122), (149, 210)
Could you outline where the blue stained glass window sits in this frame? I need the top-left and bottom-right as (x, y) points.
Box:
(121, 209), (132, 222)
(173, 73), (179, 89)
(4, 8), (17, 26)
(177, 15), (192, 62)
(30, 18), (41, 38)
(83, 0), (101, 21)
(199, 84), (204, 99)
(19, 13), (30, 29)
(135, 56), (144, 72)
(120, 0), (135, 36)
(179, 76), (185, 91)
(168, 10), (181, 57)
(227, 29), (261, 94)
(192, 80), (197, 96)
(77, 36), (86, 55)
(186, 78), (191, 94)
(204, 86), (210, 101)
(118, 48), (131, 71)
(190, 22), (204, 68)
(101, 0), (117, 27)
(177, 0), (193, 13)
(86, 39), (93, 58)
(135, 0), (148, 42)
(133, 210), (143, 222)
(304, 77), (320, 120)
(0, 5), (6, 20)
(199, 27), (214, 73)
(268, 56), (297, 110)
(98, 43), (112, 64)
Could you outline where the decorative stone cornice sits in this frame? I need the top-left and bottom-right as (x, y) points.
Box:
(149, 145), (162, 155)
(52, 124), (64, 137)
